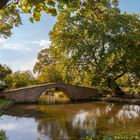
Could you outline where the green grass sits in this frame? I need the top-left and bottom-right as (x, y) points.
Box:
(0, 99), (9, 106)
(0, 130), (7, 140)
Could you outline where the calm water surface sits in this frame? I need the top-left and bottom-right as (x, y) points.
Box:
(0, 102), (140, 140)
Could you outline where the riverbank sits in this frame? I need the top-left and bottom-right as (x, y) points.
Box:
(91, 97), (140, 105)
(0, 130), (7, 140)
(0, 99), (14, 112)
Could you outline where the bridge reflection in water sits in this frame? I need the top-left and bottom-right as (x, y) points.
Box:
(1, 102), (140, 140)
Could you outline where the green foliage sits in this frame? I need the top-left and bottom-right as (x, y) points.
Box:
(0, 64), (37, 90)
(34, 48), (63, 83)
(0, 99), (9, 105)
(0, 0), (83, 38)
(34, 45), (95, 86)
(1, 0), (82, 22)
(78, 129), (140, 140)
(0, 4), (21, 38)
(114, 131), (140, 140)
(18, 0), (57, 22)
(4, 70), (37, 89)
(85, 131), (140, 140)
(0, 130), (8, 140)
(36, 65), (63, 84)
(47, 0), (140, 95)
(0, 64), (12, 91)
(0, 64), (12, 81)
(0, 0), (117, 39)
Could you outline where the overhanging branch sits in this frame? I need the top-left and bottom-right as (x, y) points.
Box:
(114, 71), (126, 81)
(0, 0), (9, 9)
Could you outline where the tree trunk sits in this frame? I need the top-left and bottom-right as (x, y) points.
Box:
(107, 77), (125, 97)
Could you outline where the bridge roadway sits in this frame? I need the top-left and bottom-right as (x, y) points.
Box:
(0, 83), (101, 103)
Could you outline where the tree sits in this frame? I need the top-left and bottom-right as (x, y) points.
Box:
(0, 0), (106, 39)
(0, 0), (82, 22)
(0, 64), (12, 91)
(0, 0), (81, 39)
(0, 64), (12, 81)
(0, 3), (21, 38)
(49, 0), (140, 96)
(34, 48), (63, 83)
(4, 70), (37, 89)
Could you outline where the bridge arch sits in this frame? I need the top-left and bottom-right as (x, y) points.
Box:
(38, 86), (70, 103)
(0, 83), (100, 103)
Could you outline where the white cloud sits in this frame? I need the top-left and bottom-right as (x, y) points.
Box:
(1, 42), (32, 51)
(3, 58), (37, 71)
(33, 39), (51, 48)
(0, 38), (51, 71)
(15, 58), (37, 71)
(0, 38), (51, 51)
(0, 38), (6, 45)
(0, 38), (32, 51)
(0, 124), (17, 131)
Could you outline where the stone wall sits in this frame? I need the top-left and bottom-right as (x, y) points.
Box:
(0, 84), (101, 103)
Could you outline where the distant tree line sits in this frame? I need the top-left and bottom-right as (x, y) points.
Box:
(0, 64), (37, 91)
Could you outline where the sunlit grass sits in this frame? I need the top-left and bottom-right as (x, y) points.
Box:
(39, 91), (70, 104)
(122, 87), (140, 94)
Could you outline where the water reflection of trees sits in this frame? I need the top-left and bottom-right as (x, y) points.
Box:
(117, 105), (140, 120)
(3, 103), (140, 139)
(34, 103), (140, 139)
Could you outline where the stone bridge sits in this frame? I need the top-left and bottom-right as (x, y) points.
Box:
(0, 83), (101, 103)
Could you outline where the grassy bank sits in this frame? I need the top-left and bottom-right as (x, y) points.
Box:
(0, 130), (7, 140)
(0, 99), (13, 140)
(0, 99), (9, 106)
(0, 99), (14, 114)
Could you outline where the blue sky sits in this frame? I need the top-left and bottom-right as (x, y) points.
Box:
(0, 0), (140, 71)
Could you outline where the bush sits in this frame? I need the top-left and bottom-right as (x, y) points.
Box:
(0, 130), (8, 140)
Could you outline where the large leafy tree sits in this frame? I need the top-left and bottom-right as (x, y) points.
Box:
(0, 0), (107, 38)
(48, 0), (140, 96)
(34, 47), (94, 85)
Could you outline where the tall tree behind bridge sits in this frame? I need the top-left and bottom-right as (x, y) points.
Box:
(37, 0), (140, 96)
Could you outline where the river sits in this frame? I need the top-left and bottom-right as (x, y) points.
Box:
(0, 102), (140, 140)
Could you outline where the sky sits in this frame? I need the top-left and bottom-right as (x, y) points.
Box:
(0, 0), (140, 72)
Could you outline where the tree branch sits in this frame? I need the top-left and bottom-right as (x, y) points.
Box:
(114, 71), (126, 81)
(0, 0), (9, 9)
